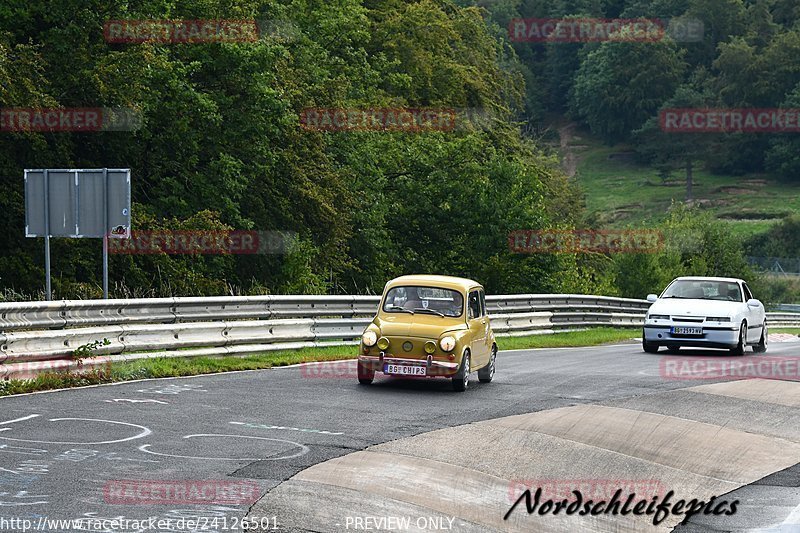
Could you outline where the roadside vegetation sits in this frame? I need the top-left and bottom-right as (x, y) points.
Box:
(2, 0), (798, 304)
(0, 328), (641, 397)
(565, 131), (800, 240)
(772, 328), (800, 335)
(497, 328), (639, 350)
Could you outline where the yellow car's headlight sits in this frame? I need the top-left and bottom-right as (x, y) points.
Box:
(377, 337), (390, 350)
(362, 331), (378, 347)
(439, 336), (456, 352)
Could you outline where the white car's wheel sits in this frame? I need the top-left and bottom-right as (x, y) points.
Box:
(642, 333), (659, 354)
(753, 323), (768, 353)
(730, 321), (746, 356)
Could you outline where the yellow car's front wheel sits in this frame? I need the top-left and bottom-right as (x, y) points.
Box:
(452, 352), (470, 392)
(478, 345), (496, 383)
(357, 360), (374, 385)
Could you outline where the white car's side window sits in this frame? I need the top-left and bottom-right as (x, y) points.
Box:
(743, 284), (753, 302)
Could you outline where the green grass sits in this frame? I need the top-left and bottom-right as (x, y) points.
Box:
(497, 327), (639, 350)
(771, 328), (800, 335)
(0, 328), (641, 397)
(0, 345), (360, 397)
(566, 128), (800, 238)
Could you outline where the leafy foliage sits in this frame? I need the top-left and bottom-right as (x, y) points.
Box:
(2, 0), (797, 301)
(0, 0), (586, 297)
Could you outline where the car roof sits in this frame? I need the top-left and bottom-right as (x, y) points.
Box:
(674, 276), (746, 284)
(384, 275), (482, 292)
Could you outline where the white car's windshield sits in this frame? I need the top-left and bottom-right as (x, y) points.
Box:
(382, 286), (464, 317)
(661, 280), (742, 302)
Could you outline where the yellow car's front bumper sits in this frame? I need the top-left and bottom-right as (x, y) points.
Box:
(358, 353), (460, 376)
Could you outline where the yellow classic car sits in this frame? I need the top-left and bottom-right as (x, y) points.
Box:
(358, 275), (497, 392)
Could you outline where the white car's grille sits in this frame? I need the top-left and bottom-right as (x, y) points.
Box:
(671, 316), (704, 323)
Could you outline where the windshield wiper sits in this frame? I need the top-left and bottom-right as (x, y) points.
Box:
(414, 308), (444, 317)
(662, 296), (691, 299)
(388, 305), (414, 314)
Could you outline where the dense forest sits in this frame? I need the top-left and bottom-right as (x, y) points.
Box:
(470, 0), (800, 181)
(0, 0), (797, 301)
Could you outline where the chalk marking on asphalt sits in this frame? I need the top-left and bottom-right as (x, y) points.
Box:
(0, 415), (40, 426)
(103, 399), (168, 404)
(230, 421), (343, 436)
(0, 445), (47, 456)
(0, 418), (152, 445)
(138, 434), (309, 461)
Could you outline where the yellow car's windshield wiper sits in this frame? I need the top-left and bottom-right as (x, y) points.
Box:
(388, 305), (414, 314)
(414, 308), (445, 317)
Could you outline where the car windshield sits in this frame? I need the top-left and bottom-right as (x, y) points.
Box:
(662, 280), (742, 302)
(382, 286), (464, 317)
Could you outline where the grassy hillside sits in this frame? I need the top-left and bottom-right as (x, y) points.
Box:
(560, 124), (800, 239)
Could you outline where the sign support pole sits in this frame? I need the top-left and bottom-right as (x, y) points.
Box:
(43, 169), (52, 301)
(102, 167), (109, 299)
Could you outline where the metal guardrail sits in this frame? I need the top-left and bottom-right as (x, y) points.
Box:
(0, 295), (797, 380)
(772, 304), (800, 313)
(0, 295), (381, 331)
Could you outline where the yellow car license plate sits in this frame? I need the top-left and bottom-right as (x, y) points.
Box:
(385, 364), (426, 376)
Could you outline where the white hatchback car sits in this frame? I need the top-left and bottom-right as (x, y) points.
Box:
(643, 276), (767, 355)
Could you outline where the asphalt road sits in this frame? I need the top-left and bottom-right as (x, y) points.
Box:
(0, 339), (798, 532)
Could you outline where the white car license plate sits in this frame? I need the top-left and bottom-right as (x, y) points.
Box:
(671, 326), (703, 335)
(385, 364), (426, 376)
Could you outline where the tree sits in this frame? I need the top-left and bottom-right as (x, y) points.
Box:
(683, 0), (747, 66)
(570, 30), (685, 143)
(613, 206), (755, 298)
(766, 83), (800, 181)
(633, 83), (716, 201)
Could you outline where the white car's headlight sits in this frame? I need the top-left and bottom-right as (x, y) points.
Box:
(362, 331), (378, 347)
(648, 314), (670, 320)
(706, 316), (730, 322)
(439, 336), (456, 352)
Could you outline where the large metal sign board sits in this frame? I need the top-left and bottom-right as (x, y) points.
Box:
(24, 168), (131, 238)
(24, 168), (131, 300)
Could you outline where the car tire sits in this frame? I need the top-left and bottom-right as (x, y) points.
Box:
(643, 333), (659, 354)
(357, 361), (374, 385)
(478, 345), (497, 383)
(753, 323), (768, 354)
(730, 321), (746, 356)
(643, 341), (659, 353)
(452, 352), (470, 392)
